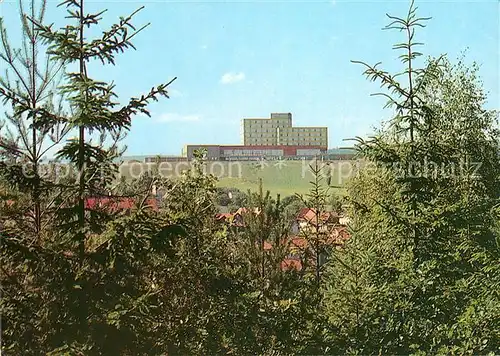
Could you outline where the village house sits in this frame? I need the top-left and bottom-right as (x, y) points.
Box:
(291, 208), (341, 234)
(85, 196), (159, 213)
(215, 206), (351, 271)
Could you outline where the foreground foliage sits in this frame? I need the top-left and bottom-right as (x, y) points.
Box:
(1, 0), (498, 355)
(324, 1), (500, 354)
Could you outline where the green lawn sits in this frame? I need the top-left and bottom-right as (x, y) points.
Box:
(119, 160), (356, 197)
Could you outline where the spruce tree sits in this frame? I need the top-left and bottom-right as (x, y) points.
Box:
(297, 158), (331, 285)
(0, 0), (68, 241)
(1, 0), (176, 352)
(325, 0), (500, 353)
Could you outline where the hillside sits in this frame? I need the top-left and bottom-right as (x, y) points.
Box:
(119, 160), (356, 196)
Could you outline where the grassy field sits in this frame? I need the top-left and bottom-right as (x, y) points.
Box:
(119, 160), (356, 197)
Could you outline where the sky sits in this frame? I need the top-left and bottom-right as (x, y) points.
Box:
(1, 0), (499, 156)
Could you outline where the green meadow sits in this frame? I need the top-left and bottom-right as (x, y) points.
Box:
(119, 160), (356, 197)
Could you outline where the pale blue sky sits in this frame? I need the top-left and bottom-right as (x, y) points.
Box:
(1, 0), (498, 156)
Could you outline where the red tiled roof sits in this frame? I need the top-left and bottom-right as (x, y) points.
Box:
(281, 258), (302, 271)
(327, 225), (350, 244)
(296, 208), (340, 225)
(297, 208), (310, 220)
(215, 213), (233, 221)
(146, 199), (159, 211)
(85, 197), (132, 210)
(288, 227), (350, 250)
(215, 212), (245, 227)
(290, 237), (308, 249)
(214, 207), (351, 272)
(84, 197), (158, 212)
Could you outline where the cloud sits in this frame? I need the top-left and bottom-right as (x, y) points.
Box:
(168, 89), (183, 98)
(220, 72), (246, 84)
(136, 112), (150, 118)
(155, 113), (201, 123)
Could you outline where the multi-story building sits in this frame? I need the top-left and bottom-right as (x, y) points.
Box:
(277, 126), (328, 147)
(181, 144), (221, 160)
(241, 113), (292, 146)
(241, 113), (328, 148)
(178, 112), (331, 160)
(181, 144), (326, 160)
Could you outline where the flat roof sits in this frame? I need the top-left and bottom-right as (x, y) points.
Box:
(281, 126), (328, 129)
(327, 148), (357, 154)
(185, 144), (327, 149)
(242, 117), (287, 120)
(183, 144), (225, 147)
